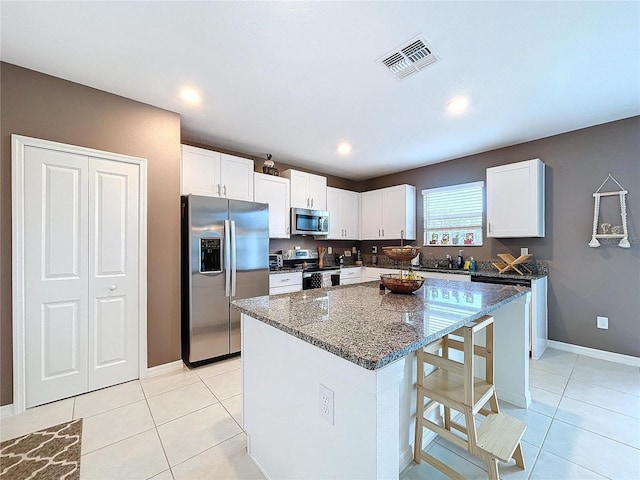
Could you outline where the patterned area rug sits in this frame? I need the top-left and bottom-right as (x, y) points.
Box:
(0, 418), (82, 479)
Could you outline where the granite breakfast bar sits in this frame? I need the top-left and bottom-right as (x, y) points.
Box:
(232, 278), (531, 480)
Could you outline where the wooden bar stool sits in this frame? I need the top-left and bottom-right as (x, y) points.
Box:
(414, 315), (526, 480)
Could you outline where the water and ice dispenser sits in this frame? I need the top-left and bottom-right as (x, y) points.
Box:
(200, 238), (222, 273)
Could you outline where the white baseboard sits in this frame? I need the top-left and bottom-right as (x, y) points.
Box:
(547, 340), (640, 367)
(0, 403), (14, 419)
(399, 429), (438, 473)
(146, 359), (185, 377)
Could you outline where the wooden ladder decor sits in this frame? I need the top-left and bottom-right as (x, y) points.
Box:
(588, 173), (630, 249)
(491, 253), (533, 275)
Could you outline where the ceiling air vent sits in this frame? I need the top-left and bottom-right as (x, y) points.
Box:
(377, 34), (439, 80)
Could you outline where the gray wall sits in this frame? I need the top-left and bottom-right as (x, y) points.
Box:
(358, 117), (640, 357)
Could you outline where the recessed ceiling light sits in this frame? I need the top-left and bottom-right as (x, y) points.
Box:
(447, 96), (469, 114)
(180, 88), (201, 104)
(337, 143), (352, 156)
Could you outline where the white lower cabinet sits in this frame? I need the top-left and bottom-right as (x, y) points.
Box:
(363, 267), (400, 281)
(339, 267), (363, 285)
(530, 277), (548, 360)
(269, 271), (302, 295)
(420, 271), (471, 282)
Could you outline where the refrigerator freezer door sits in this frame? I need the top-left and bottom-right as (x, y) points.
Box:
(187, 196), (231, 362)
(229, 200), (269, 353)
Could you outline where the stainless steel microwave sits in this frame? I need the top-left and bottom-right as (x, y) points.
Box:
(290, 208), (329, 235)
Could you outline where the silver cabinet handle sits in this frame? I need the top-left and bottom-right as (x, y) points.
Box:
(280, 278), (291, 283)
(223, 185), (227, 197)
(311, 198), (314, 208)
(217, 184), (221, 196)
(382, 229), (385, 237)
(109, 285), (117, 291)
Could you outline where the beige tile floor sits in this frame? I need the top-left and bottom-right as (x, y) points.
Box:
(403, 349), (640, 480)
(1, 348), (638, 479)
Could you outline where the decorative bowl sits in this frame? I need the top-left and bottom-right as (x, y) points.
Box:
(380, 273), (425, 294)
(382, 246), (420, 262)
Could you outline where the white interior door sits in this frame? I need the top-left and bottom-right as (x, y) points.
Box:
(88, 158), (140, 390)
(24, 146), (90, 408)
(21, 143), (142, 408)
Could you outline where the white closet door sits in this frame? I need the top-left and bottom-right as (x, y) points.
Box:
(88, 158), (140, 390)
(24, 147), (89, 408)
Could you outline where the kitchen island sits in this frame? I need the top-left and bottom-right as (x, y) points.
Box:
(232, 279), (531, 479)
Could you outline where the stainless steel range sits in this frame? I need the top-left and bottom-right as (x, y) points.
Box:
(282, 249), (340, 289)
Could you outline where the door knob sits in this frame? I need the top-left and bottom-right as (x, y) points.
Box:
(109, 285), (117, 291)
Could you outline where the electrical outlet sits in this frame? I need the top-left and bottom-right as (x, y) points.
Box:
(372, 246), (377, 254)
(597, 316), (609, 329)
(327, 247), (332, 254)
(319, 383), (334, 425)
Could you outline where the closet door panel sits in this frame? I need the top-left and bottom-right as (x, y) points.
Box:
(88, 158), (140, 390)
(24, 146), (89, 408)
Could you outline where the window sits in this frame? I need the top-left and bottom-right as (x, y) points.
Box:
(423, 181), (483, 246)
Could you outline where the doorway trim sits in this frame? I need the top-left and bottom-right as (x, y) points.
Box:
(11, 134), (148, 414)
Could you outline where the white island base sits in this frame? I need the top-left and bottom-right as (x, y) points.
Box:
(241, 295), (530, 479)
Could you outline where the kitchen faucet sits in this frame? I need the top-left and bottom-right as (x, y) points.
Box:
(446, 254), (453, 269)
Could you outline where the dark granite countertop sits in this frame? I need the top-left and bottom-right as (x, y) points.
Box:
(232, 279), (529, 371)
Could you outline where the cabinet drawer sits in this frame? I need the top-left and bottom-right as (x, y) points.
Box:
(269, 271), (302, 289)
(340, 267), (362, 281)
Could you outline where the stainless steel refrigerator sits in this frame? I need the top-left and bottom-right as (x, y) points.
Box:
(181, 194), (269, 366)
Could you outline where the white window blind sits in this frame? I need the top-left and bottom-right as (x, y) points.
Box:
(422, 181), (484, 246)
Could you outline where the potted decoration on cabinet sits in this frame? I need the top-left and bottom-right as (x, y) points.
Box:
(452, 232), (460, 245)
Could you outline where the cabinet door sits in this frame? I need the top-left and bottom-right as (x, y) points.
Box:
(289, 170), (310, 208)
(326, 187), (342, 239)
(360, 190), (382, 239)
(381, 186), (406, 239)
(220, 153), (254, 201)
(254, 173), (290, 238)
(341, 190), (360, 240)
(487, 159), (544, 237)
(181, 145), (221, 196)
(308, 173), (327, 210)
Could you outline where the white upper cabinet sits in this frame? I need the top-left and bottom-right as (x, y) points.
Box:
(281, 169), (327, 210)
(487, 158), (545, 237)
(181, 145), (254, 201)
(325, 187), (360, 240)
(360, 184), (416, 240)
(254, 173), (290, 238)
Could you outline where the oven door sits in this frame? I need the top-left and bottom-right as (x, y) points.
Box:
(303, 272), (322, 290)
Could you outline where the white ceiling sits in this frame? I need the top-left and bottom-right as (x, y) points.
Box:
(2, 1), (639, 181)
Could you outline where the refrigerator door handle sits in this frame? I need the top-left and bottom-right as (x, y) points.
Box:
(224, 219), (231, 297)
(230, 220), (237, 297)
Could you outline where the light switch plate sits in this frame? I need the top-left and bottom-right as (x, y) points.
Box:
(521, 248), (529, 256)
